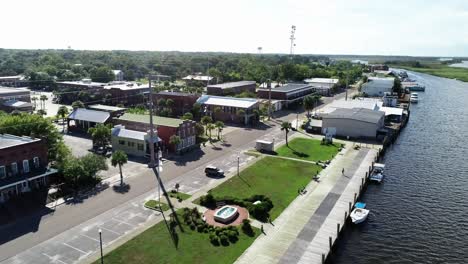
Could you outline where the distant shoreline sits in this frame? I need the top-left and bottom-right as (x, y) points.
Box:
(389, 63), (468, 82)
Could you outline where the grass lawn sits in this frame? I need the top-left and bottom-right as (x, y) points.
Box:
(275, 138), (340, 162)
(209, 156), (322, 220)
(389, 62), (468, 82)
(144, 200), (170, 211)
(96, 212), (260, 264)
(167, 191), (192, 201)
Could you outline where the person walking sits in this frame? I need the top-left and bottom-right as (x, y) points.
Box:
(342, 168), (345, 175)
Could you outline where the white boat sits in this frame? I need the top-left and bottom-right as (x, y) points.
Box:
(410, 93), (418, 103)
(350, 208), (370, 224)
(369, 163), (385, 183)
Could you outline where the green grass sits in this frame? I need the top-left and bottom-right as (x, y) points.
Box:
(275, 138), (340, 162)
(209, 156), (322, 220)
(389, 62), (468, 82)
(96, 212), (260, 264)
(168, 191), (192, 201)
(144, 200), (170, 211)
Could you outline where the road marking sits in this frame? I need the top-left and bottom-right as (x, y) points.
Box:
(80, 234), (99, 242)
(100, 226), (121, 235)
(42, 253), (68, 264)
(111, 217), (135, 227)
(63, 242), (88, 255)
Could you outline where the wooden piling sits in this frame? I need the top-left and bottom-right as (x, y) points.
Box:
(322, 253), (325, 264)
(354, 193), (357, 203)
(345, 211), (348, 222)
(329, 236), (332, 250)
(349, 201), (352, 212)
(337, 223), (340, 236)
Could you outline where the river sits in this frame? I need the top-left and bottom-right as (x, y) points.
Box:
(330, 72), (468, 264)
(450, 61), (468, 68)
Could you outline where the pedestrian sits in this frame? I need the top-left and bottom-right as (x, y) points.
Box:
(261, 225), (264, 234)
(342, 168), (345, 175)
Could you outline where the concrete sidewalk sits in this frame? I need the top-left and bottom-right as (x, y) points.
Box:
(235, 145), (377, 264)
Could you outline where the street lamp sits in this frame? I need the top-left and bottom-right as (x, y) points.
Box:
(99, 229), (103, 264)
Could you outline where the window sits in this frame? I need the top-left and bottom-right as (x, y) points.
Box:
(137, 144), (144, 151)
(11, 163), (18, 175)
(119, 140), (125, 145)
(33, 157), (40, 168)
(23, 160), (30, 173)
(128, 141), (135, 147)
(0, 166), (5, 179)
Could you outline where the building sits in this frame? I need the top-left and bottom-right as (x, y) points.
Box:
(0, 134), (57, 203)
(112, 70), (124, 81)
(67, 108), (111, 132)
(322, 108), (385, 139)
(182, 75), (213, 86)
(114, 113), (196, 152)
(56, 79), (107, 104)
(111, 125), (160, 157)
(303, 78), (339, 96)
(103, 81), (150, 106)
(87, 104), (126, 118)
(361, 77), (394, 97)
(207, 81), (256, 96)
(257, 83), (315, 108)
(154, 91), (199, 116)
(369, 64), (389, 72)
(0, 87), (33, 113)
(196, 95), (259, 125)
(0, 75), (28, 87)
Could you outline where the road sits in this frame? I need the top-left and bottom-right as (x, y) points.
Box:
(0, 89), (355, 263)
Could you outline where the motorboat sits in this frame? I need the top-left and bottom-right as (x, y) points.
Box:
(410, 93), (419, 103)
(355, 202), (366, 209)
(350, 207), (370, 224)
(369, 163), (385, 183)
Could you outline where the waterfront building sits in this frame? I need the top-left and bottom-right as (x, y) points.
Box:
(322, 108), (385, 139)
(361, 77), (395, 97)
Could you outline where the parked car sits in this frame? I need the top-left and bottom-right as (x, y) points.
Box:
(205, 166), (224, 177)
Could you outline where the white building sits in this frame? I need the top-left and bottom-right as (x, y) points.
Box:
(303, 78), (339, 96)
(322, 108), (385, 139)
(113, 70), (124, 81)
(361, 77), (394, 97)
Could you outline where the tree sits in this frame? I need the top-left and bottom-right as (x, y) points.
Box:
(215, 121), (224, 140)
(57, 106), (69, 132)
(111, 150), (128, 186)
(191, 103), (201, 119)
(303, 95), (315, 118)
(195, 123), (204, 137)
(72, 100), (85, 109)
(201, 116), (213, 136)
(37, 109), (47, 116)
(88, 124), (111, 149)
(206, 123), (215, 140)
(31, 97), (38, 109)
(90, 66), (114, 83)
(213, 107), (222, 120)
(169, 135), (182, 152)
(182, 112), (193, 120)
(63, 158), (86, 194)
(393, 78), (402, 95)
(281, 122), (292, 146)
(40, 95), (48, 110)
(63, 154), (107, 192)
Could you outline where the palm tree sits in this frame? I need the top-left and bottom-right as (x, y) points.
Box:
(57, 106), (69, 132)
(206, 123), (215, 140)
(215, 121), (224, 140)
(201, 116), (213, 136)
(281, 122), (292, 146)
(40, 95), (48, 110)
(37, 109), (47, 116)
(31, 97), (38, 110)
(303, 95), (315, 118)
(111, 150), (128, 186)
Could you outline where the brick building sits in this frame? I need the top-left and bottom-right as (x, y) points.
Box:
(257, 83), (315, 108)
(114, 113), (196, 152)
(207, 81), (256, 96)
(0, 87), (33, 113)
(0, 134), (57, 203)
(196, 95), (259, 125)
(153, 91), (199, 117)
(103, 81), (149, 106)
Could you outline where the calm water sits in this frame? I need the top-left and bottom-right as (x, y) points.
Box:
(450, 61), (468, 68)
(331, 72), (468, 264)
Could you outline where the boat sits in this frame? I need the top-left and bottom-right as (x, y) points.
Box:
(408, 84), (425, 92)
(369, 163), (385, 183)
(350, 207), (370, 224)
(410, 93), (419, 103)
(354, 202), (366, 209)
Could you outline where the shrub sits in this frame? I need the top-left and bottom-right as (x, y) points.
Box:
(200, 193), (217, 208)
(219, 234), (229, 246)
(242, 219), (255, 236)
(209, 233), (220, 246)
(190, 223), (196, 230)
(197, 224), (205, 233)
(227, 230), (238, 243)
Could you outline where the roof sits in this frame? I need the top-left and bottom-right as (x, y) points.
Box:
(68, 108), (111, 123)
(325, 108), (384, 124)
(326, 99), (383, 112)
(0, 75), (25, 80)
(57, 80), (106, 87)
(258, 83), (313, 93)
(0, 86), (30, 95)
(117, 113), (184, 128)
(157, 91), (199, 97)
(207, 81), (256, 89)
(0, 134), (40, 149)
(111, 125), (160, 142)
(182, 75), (213, 81)
(196, 95), (258, 109)
(103, 82), (149, 91)
(303, 78), (339, 84)
(3, 100), (32, 108)
(380, 106), (403, 116)
(88, 104), (126, 112)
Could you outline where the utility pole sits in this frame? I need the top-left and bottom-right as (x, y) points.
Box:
(148, 76), (156, 168)
(345, 64), (349, 101)
(268, 79), (272, 120)
(289, 25), (296, 58)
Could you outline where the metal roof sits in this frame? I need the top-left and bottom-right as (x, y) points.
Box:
(182, 75), (213, 81)
(111, 126), (160, 142)
(157, 91), (198, 97)
(197, 95), (258, 109)
(117, 113), (184, 128)
(257, 83), (313, 93)
(3, 100), (32, 108)
(325, 108), (384, 124)
(0, 87), (30, 95)
(304, 78), (339, 84)
(88, 104), (126, 112)
(68, 108), (111, 123)
(207, 81), (256, 89)
(0, 134), (40, 149)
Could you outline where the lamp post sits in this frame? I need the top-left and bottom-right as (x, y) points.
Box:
(99, 229), (103, 264)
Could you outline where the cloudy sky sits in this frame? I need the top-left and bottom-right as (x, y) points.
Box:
(2, 0), (467, 56)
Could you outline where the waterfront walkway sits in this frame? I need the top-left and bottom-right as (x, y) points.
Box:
(235, 145), (377, 264)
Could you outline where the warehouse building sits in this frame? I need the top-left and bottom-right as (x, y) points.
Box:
(322, 108), (385, 139)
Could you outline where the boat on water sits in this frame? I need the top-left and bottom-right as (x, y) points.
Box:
(351, 207), (370, 224)
(410, 93), (419, 103)
(369, 163), (385, 183)
(409, 84), (425, 92)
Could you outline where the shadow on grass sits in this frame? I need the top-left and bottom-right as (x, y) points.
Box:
(237, 175), (251, 188)
(161, 211), (179, 249)
(112, 183), (131, 194)
(286, 145), (309, 158)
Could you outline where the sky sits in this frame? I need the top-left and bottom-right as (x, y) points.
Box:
(2, 0), (468, 57)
